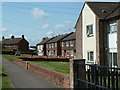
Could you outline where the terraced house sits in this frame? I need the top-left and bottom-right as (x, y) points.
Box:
(2, 35), (29, 52)
(37, 37), (54, 56)
(46, 32), (73, 57)
(75, 2), (120, 67)
(61, 32), (76, 58)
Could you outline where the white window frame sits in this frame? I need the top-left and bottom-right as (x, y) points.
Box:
(109, 21), (117, 33)
(109, 52), (117, 67)
(62, 42), (64, 47)
(70, 41), (74, 47)
(66, 50), (69, 56)
(66, 41), (69, 47)
(86, 24), (93, 37)
(70, 50), (74, 56)
(87, 51), (94, 62)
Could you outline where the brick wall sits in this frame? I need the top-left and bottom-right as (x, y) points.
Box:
(75, 14), (83, 59)
(14, 58), (70, 88)
(117, 19), (120, 68)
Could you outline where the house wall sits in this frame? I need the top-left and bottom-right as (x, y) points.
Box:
(18, 39), (29, 52)
(46, 43), (57, 57)
(3, 45), (18, 51)
(61, 40), (76, 58)
(117, 19), (120, 68)
(75, 12), (83, 59)
(37, 45), (44, 56)
(82, 4), (96, 64)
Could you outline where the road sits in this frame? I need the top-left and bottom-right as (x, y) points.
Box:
(2, 55), (57, 88)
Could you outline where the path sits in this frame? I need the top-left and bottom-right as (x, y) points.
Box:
(2, 55), (57, 88)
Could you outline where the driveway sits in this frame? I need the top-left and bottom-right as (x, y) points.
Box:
(2, 55), (57, 88)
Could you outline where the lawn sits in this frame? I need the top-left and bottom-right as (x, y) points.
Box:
(30, 61), (70, 74)
(2, 54), (70, 74)
(0, 66), (14, 88)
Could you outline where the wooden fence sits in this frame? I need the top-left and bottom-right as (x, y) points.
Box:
(73, 60), (120, 90)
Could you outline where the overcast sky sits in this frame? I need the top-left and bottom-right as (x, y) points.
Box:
(0, 0), (119, 46)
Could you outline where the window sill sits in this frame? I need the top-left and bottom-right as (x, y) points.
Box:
(87, 34), (94, 37)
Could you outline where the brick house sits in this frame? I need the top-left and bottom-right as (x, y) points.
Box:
(46, 32), (73, 57)
(36, 37), (54, 56)
(61, 32), (76, 58)
(75, 2), (120, 67)
(2, 35), (29, 52)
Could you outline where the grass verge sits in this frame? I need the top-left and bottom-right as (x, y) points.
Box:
(2, 54), (28, 61)
(0, 66), (14, 88)
(30, 61), (70, 74)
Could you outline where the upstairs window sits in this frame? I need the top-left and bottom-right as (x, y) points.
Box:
(109, 21), (117, 33)
(87, 51), (94, 62)
(55, 43), (57, 47)
(66, 41), (69, 47)
(62, 42), (64, 47)
(86, 24), (93, 37)
(70, 41), (74, 47)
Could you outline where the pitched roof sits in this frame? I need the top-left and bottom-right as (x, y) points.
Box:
(47, 33), (73, 43)
(37, 37), (53, 45)
(2, 38), (22, 45)
(62, 32), (76, 41)
(86, 2), (120, 19)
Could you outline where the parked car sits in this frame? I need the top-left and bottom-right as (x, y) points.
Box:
(15, 52), (20, 56)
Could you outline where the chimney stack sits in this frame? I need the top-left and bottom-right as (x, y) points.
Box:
(22, 35), (24, 38)
(2, 36), (4, 40)
(11, 35), (14, 39)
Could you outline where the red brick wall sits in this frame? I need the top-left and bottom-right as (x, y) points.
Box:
(18, 39), (29, 52)
(117, 19), (120, 68)
(14, 58), (70, 88)
(75, 14), (83, 59)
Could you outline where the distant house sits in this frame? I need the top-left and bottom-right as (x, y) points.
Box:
(46, 32), (73, 57)
(29, 46), (37, 52)
(36, 37), (54, 56)
(75, 2), (120, 67)
(2, 35), (29, 52)
(61, 32), (76, 58)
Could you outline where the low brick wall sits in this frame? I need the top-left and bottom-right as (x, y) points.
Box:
(14, 58), (70, 88)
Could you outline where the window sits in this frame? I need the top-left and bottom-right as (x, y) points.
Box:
(55, 43), (57, 47)
(62, 42), (64, 47)
(70, 50), (74, 56)
(87, 51), (94, 62)
(66, 50), (70, 56)
(86, 24), (93, 37)
(66, 41), (69, 47)
(62, 50), (64, 56)
(51, 43), (54, 48)
(49, 44), (51, 48)
(109, 21), (117, 33)
(109, 53), (117, 67)
(70, 41), (74, 47)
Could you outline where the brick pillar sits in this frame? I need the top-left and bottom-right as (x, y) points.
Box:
(70, 59), (74, 88)
(70, 59), (86, 89)
(117, 19), (120, 68)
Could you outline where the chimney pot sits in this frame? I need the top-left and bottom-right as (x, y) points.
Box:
(11, 35), (14, 39)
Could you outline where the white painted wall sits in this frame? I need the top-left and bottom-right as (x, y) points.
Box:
(37, 45), (44, 56)
(82, 4), (97, 64)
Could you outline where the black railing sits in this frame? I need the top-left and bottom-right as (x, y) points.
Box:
(74, 61), (120, 90)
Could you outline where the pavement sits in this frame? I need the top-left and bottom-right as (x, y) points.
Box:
(2, 55), (58, 88)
